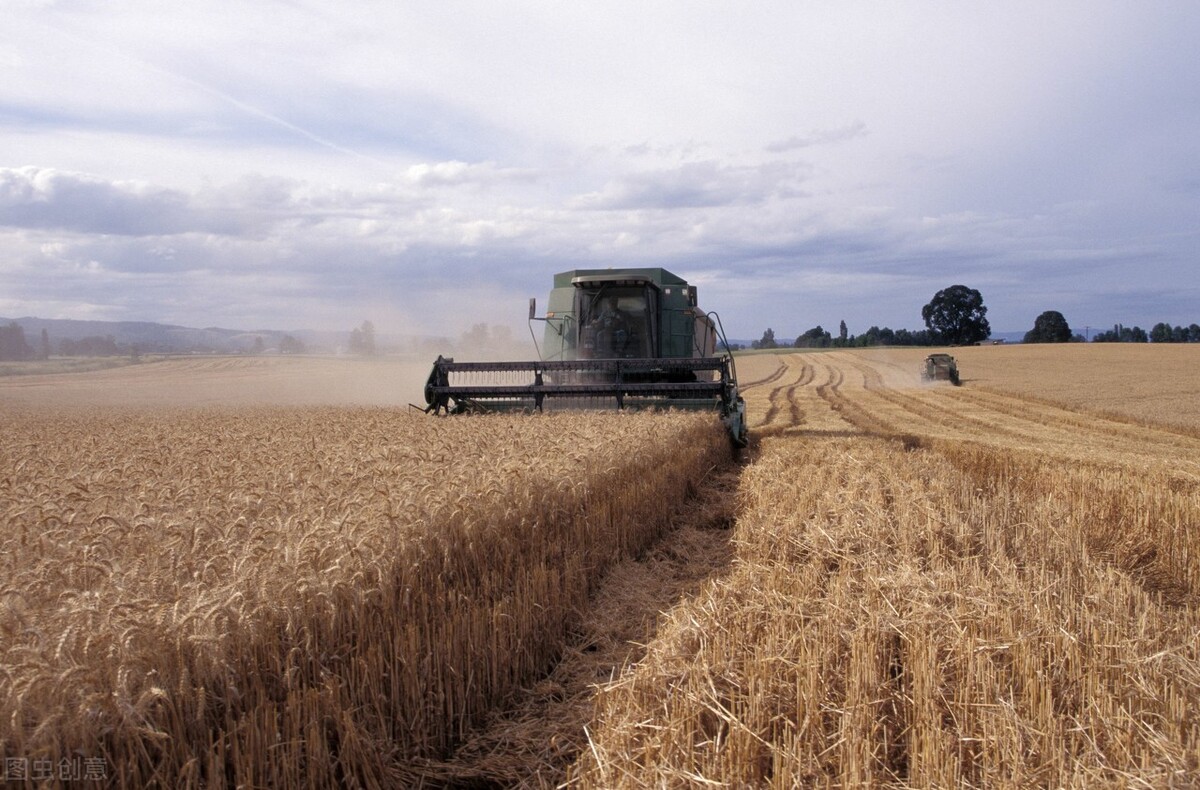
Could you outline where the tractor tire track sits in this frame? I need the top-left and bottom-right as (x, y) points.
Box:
(759, 360), (809, 429)
(738, 358), (788, 391)
(816, 351), (1200, 480)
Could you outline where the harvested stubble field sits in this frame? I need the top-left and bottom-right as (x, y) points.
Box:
(2, 347), (1199, 787)
(572, 347), (1200, 786)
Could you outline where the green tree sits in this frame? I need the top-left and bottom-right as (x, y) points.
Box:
(921, 285), (990, 345)
(857, 326), (896, 347)
(794, 326), (832, 348)
(1125, 326), (1148, 343)
(836, 320), (848, 347)
(752, 328), (778, 349)
(1024, 310), (1073, 343)
(1099, 325), (1150, 343)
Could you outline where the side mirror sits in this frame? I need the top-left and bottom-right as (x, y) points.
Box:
(528, 297), (537, 320)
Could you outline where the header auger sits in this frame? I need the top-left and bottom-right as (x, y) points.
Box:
(423, 268), (748, 447)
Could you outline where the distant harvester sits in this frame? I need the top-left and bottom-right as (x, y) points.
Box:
(922, 353), (961, 385)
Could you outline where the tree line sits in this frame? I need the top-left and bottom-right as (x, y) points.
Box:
(752, 285), (991, 349)
(752, 324), (943, 350)
(0, 321), (309, 361)
(1091, 323), (1200, 343)
(748, 286), (1200, 350)
(0, 318), (386, 361)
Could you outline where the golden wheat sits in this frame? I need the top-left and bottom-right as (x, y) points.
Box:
(4, 346), (1198, 787)
(572, 434), (1200, 786)
(854, 343), (1200, 432)
(0, 406), (728, 787)
(571, 349), (1200, 787)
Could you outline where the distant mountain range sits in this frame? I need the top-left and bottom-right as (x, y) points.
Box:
(0, 316), (439, 355)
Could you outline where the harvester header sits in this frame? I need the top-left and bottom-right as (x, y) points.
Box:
(423, 268), (747, 446)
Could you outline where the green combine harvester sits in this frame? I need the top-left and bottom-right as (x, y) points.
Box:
(921, 353), (961, 385)
(424, 268), (748, 446)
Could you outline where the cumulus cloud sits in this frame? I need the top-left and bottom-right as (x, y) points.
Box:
(0, 167), (194, 235)
(0, 167), (274, 236)
(2, 2), (1198, 336)
(0, 168), (439, 240)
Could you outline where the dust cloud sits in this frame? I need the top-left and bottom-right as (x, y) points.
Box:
(0, 355), (438, 411)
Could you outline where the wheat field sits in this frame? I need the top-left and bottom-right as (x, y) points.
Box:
(0, 398), (729, 786)
(573, 347), (1200, 787)
(2, 347), (1198, 787)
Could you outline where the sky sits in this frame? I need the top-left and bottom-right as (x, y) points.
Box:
(1, 1), (1198, 342)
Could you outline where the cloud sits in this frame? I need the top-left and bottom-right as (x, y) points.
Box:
(765, 122), (868, 153)
(0, 167), (216, 236)
(402, 160), (537, 188)
(2, 2), (1198, 338)
(0, 167), (440, 239)
(570, 161), (809, 210)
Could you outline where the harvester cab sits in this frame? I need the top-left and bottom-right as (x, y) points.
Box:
(424, 268), (747, 446)
(921, 353), (961, 385)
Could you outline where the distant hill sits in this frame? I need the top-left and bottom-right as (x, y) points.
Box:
(0, 316), (357, 355)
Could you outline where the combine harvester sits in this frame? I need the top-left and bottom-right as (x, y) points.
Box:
(423, 268), (748, 446)
(921, 352), (961, 385)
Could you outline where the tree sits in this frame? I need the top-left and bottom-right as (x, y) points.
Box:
(0, 322), (32, 361)
(1098, 325), (1149, 343)
(360, 320), (376, 355)
(1150, 322), (1173, 343)
(752, 328), (778, 350)
(348, 320), (377, 355)
(279, 335), (305, 354)
(794, 326), (831, 348)
(461, 323), (491, 350)
(1149, 322), (1195, 343)
(40, 329), (51, 360)
(59, 335), (119, 356)
(921, 285), (990, 345)
(1024, 310), (1073, 343)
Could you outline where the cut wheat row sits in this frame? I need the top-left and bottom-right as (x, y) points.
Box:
(571, 434), (1200, 786)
